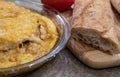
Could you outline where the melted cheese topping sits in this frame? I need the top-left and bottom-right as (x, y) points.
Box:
(0, 1), (38, 50)
(0, 1), (58, 68)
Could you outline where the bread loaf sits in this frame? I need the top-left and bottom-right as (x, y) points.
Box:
(71, 0), (120, 54)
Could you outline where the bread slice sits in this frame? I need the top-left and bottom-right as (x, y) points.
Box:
(71, 0), (120, 54)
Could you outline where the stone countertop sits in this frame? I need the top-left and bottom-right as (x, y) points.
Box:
(25, 48), (120, 77)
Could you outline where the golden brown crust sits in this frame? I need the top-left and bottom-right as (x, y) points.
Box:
(0, 1), (58, 68)
(71, 0), (120, 54)
(72, 0), (113, 33)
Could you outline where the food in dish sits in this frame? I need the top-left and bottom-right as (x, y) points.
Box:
(0, 1), (58, 68)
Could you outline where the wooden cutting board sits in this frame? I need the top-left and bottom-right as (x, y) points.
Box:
(66, 7), (120, 69)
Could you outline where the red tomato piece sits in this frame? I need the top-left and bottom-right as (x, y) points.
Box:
(41, 0), (75, 11)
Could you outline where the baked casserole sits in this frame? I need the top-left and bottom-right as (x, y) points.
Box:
(0, 1), (58, 68)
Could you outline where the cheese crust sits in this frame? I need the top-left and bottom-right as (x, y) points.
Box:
(0, 1), (58, 68)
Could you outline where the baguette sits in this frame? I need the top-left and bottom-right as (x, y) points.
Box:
(71, 0), (120, 54)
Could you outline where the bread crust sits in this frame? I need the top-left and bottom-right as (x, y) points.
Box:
(111, 0), (120, 14)
(72, 0), (120, 54)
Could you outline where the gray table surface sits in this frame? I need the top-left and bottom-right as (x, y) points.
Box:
(24, 48), (120, 77)
(14, 0), (120, 77)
